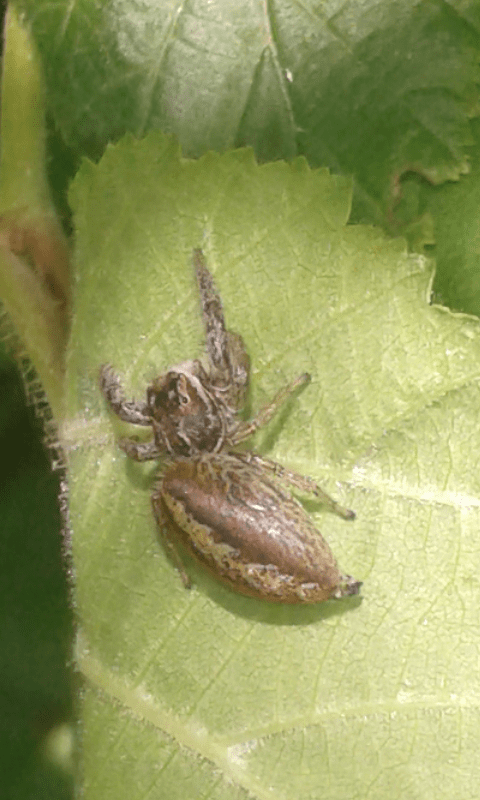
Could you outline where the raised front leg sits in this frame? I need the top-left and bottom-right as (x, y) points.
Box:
(193, 249), (250, 411)
(193, 249), (230, 377)
(100, 364), (152, 426)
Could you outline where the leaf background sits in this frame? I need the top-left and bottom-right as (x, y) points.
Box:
(65, 134), (480, 798)
(2, 0), (480, 796)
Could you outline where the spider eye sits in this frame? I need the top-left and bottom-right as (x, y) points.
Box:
(177, 383), (191, 407)
(175, 374), (194, 408)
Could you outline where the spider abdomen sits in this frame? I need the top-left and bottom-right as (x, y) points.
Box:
(156, 454), (360, 603)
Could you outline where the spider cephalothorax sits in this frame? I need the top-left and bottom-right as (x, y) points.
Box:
(100, 249), (361, 604)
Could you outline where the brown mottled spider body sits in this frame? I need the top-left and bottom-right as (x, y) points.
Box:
(100, 249), (361, 603)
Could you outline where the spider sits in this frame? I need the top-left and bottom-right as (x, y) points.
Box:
(100, 249), (361, 603)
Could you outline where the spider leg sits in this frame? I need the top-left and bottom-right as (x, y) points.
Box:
(119, 437), (164, 462)
(193, 249), (250, 410)
(230, 372), (311, 446)
(235, 452), (355, 521)
(333, 575), (363, 597)
(193, 249), (229, 376)
(222, 331), (250, 410)
(100, 364), (152, 425)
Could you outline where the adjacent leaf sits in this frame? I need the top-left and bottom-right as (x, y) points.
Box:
(295, 0), (479, 224)
(0, 6), (70, 418)
(19, 0), (480, 226)
(67, 132), (480, 798)
(428, 116), (480, 316)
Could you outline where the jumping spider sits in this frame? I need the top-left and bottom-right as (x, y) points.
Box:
(100, 249), (361, 603)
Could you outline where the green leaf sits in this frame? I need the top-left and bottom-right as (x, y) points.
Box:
(0, 6), (70, 417)
(67, 132), (480, 798)
(427, 117), (480, 316)
(18, 0), (480, 226)
(296, 0), (479, 224)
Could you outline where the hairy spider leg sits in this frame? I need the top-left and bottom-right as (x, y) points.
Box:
(193, 249), (250, 409)
(118, 437), (165, 462)
(230, 372), (311, 446)
(234, 452), (355, 521)
(193, 249), (230, 377)
(100, 364), (152, 426)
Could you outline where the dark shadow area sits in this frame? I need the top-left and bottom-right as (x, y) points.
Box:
(0, 352), (73, 799)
